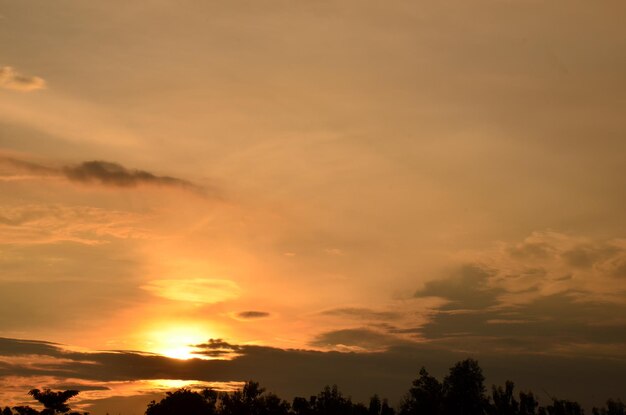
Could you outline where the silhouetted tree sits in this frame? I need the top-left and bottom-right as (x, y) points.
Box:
(28, 389), (79, 415)
(260, 393), (290, 415)
(369, 395), (382, 415)
(593, 400), (626, 415)
(381, 399), (394, 415)
(443, 359), (487, 415)
(312, 385), (351, 415)
(399, 367), (443, 415)
(12, 407), (38, 415)
(201, 388), (219, 414)
(544, 399), (583, 415)
(145, 388), (213, 415)
(519, 391), (540, 415)
(490, 381), (519, 415)
(2, 407), (13, 415)
(291, 397), (312, 415)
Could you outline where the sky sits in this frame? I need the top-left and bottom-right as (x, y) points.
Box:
(1, 0), (626, 413)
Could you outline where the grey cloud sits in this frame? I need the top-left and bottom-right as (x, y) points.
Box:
(235, 311), (271, 319)
(62, 161), (195, 189)
(416, 291), (626, 355)
(0, 156), (205, 192)
(414, 265), (504, 311)
(320, 307), (401, 321)
(0, 66), (46, 91)
(561, 245), (620, 269)
(1, 337), (625, 411)
(310, 328), (403, 350)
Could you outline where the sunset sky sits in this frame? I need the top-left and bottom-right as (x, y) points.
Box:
(1, 1), (626, 414)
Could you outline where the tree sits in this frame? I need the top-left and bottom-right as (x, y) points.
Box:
(519, 391), (539, 415)
(369, 395), (382, 415)
(312, 385), (352, 415)
(12, 408), (39, 415)
(399, 367), (443, 415)
(544, 399), (583, 415)
(220, 381), (266, 415)
(490, 381), (519, 415)
(28, 389), (79, 415)
(2, 407), (13, 415)
(145, 388), (213, 415)
(594, 400), (626, 415)
(443, 359), (487, 415)
(380, 399), (395, 415)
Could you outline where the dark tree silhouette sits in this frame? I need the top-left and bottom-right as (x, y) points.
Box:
(369, 395), (382, 415)
(3, 407), (13, 415)
(381, 399), (394, 415)
(519, 391), (540, 415)
(443, 359), (487, 415)
(490, 381), (519, 415)
(544, 399), (583, 415)
(145, 388), (214, 415)
(312, 385), (352, 415)
(399, 367), (444, 415)
(291, 396), (312, 415)
(28, 389), (79, 415)
(12, 407), (39, 415)
(593, 400), (626, 415)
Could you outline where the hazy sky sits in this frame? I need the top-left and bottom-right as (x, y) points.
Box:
(1, 1), (625, 414)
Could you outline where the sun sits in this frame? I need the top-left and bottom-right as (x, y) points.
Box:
(145, 324), (213, 360)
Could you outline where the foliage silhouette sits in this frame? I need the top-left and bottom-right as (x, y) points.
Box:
(28, 389), (79, 415)
(146, 388), (215, 415)
(3, 359), (625, 415)
(443, 359), (488, 415)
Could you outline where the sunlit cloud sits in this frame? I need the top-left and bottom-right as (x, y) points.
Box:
(141, 278), (240, 304)
(0, 66), (46, 92)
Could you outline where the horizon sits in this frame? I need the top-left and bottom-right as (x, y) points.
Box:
(1, 1), (625, 414)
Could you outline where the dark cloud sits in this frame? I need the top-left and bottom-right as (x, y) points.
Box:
(192, 339), (244, 358)
(320, 307), (400, 321)
(62, 161), (194, 189)
(1, 337), (625, 412)
(235, 311), (271, 319)
(561, 245), (620, 269)
(414, 265), (504, 311)
(0, 156), (205, 193)
(417, 291), (626, 351)
(0, 66), (46, 91)
(310, 328), (403, 350)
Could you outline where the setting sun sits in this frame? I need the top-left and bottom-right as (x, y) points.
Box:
(145, 325), (215, 360)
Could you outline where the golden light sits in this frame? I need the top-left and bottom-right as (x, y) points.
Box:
(144, 324), (214, 360)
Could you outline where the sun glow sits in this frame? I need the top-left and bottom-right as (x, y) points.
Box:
(145, 325), (214, 360)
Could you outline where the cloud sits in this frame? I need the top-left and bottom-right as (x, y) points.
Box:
(62, 161), (195, 189)
(141, 278), (240, 304)
(1, 336), (625, 413)
(0, 155), (206, 193)
(415, 265), (504, 311)
(409, 232), (626, 357)
(319, 307), (400, 321)
(0, 66), (46, 91)
(235, 311), (271, 320)
(310, 328), (404, 351)
(0, 204), (152, 245)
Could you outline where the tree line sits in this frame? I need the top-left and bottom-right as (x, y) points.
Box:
(2, 359), (624, 415)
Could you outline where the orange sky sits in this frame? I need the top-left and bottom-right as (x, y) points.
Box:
(1, 1), (626, 413)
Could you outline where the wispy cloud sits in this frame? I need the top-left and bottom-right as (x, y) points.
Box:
(0, 66), (46, 92)
(234, 311), (271, 320)
(0, 156), (206, 193)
